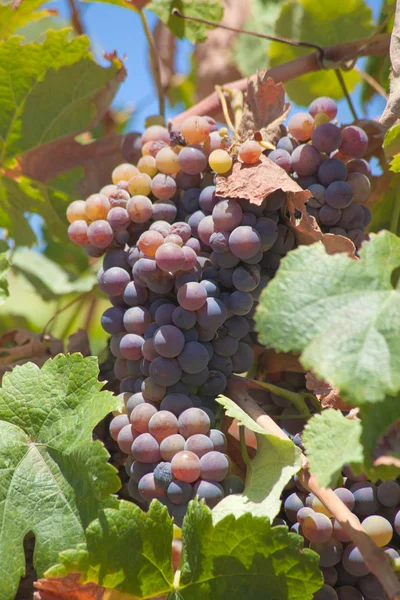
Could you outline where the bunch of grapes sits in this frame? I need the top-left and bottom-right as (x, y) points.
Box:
(66, 98), (371, 527)
(267, 97), (371, 248)
(279, 464), (400, 600)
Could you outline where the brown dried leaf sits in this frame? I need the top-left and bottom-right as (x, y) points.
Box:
(305, 372), (352, 410)
(153, 20), (176, 94)
(216, 154), (305, 205)
(380, 3), (400, 129)
(20, 132), (141, 198)
(67, 329), (91, 357)
(34, 573), (105, 600)
(0, 330), (63, 381)
(373, 419), (400, 468)
(353, 119), (387, 158)
(238, 74), (290, 144)
(366, 169), (393, 213)
(194, 0), (249, 101)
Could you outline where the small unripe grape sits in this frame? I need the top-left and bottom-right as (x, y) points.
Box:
(128, 173), (152, 196)
(137, 155), (158, 177)
(156, 147), (181, 175)
(209, 149), (233, 174)
(181, 116), (211, 145)
(85, 194), (111, 221)
(66, 200), (87, 223)
(239, 140), (262, 165)
(112, 163), (139, 184)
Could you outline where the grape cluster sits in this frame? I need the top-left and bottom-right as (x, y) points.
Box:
(66, 99), (371, 525)
(267, 97), (371, 248)
(278, 464), (400, 600)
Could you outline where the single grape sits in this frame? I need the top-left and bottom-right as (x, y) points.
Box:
(159, 433), (185, 461)
(117, 424), (138, 454)
(309, 97), (337, 121)
(178, 407), (210, 438)
(312, 123), (342, 153)
(239, 140), (262, 164)
(138, 473), (166, 501)
(85, 193), (111, 221)
(178, 145), (208, 175)
(152, 200), (178, 223)
(200, 451), (229, 481)
(130, 403), (158, 433)
(296, 507), (315, 525)
(199, 370), (227, 396)
(361, 515), (393, 547)
(123, 281), (148, 307)
(277, 136), (298, 154)
(184, 434), (214, 458)
(188, 210), (206, 237)
(155, 243), (185, 272)
(171, 450), (201, 483)
(156, 146), (181, 175)
(151, 174), (177, 200)
(142, 338), (158, 361)
(221, 475), (244, 495)
(138, 230), (164, 256)
(148, 410), (179, 442)
(193, 479), (224, 508)
(153, 462), (173, 489)
(141, 125), (170, 145)
(123, 306), (151, 335)
(181, 246), (198, 271)
(268, 149), (292, 172)
(209, 429), (227, 452)
(129, 460), (158, 483)
(199, 186), (217, 214)
(302, 513), (333, 543)
(112, 163), (139, 184)
(291, 144), (322, 176)
(107, 206), (130, 231)
(141, 377), (166, 403)
(127, 195), (153, 223)
(149, 356), (182, 387)
(154, 325), (185, 358)
(347, 158), (370, 176)
(181, 116), (210, 144)
(310, 539), (343, 568)
(284, 492), (306, 522)
(66, 200), (87, 223)
(377, 480), (400, 507)
(131, 433), (161, 463)
(317, 159), (348, 187)
(109, 414), (130, 441)
(358, 575), (385, 600)
(137, 155), (158, 177)
(342, 543), (369, 577)
(182, 188), (201, 213)
(101, 306), (125, 335)
(100, 267), (130, 296)
(288, 112), (315, 141)
(318, 204), (341, 226)
(128, 172), (152, 196)
(325, 181), (354, 209)
(167, 479), (193, 504)
(313, 584), (338, 600)
(196, 297), (227, 329)
(154, 303), (175, 326)
(212, 199), (243, 232)
(160, 393), (193, 417)
(209, 149), (233, 173)
(231, 342), (254, 373)
(339, 126), (368, 158)
(87, 220), (114, 248)
(346, 172), (371, 204)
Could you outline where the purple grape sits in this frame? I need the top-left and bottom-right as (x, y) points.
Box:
(100, 267), (130, 296)
(318, 158), (348, 186)
(319, 204), (341, 226)
(178, 145), (208, 174)
(196, 297), (227, 329)
(342, 543), (369, 576)
(312, 123), (342, 153)
(193, 480), (224, 508)
(277, 136), (298, 154)
(325, 181), (354, 209)
(160, 393), (193, 416)
(200, 451), (229, 481)
(178, 341), (210, 374)
(339, 126), (368, 158)
(291, 144), (323, 176)
(149, 356), (182, 387)
(101, 306), (125, 334)
(231, 342), (254, 373)
(268, 149), (292, 172)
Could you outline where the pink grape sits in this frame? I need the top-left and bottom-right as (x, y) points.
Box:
(177, 282), (207, 311)
(155, 243), (185, 272)
(171, 450), (201, 482)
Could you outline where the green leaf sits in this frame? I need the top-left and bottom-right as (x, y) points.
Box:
(147, 0), (224, 43)
(268, 0), (374, 106)
(0, 353), (121, 600)
(384, 124), (400, 159)
(255, 231), (400, 404)
(390, 154), (400, 173)
(212, 395), (301, 523)
(11, 249), (96, 301)
(302, 410), (364, 487)
(46, 500), (175, 597)
(0, 29), (122, 162)
(233, 0), (284, 76)
(0, 0), (51, 39)
(0, 251), (10, 307)
(177, 500), (322, 599)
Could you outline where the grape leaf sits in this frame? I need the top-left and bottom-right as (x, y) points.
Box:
(11, 249), (96, 301)
(390, 153), (400, 172)
(45, 500), (174, 598)
(383, 124), (400, 159)
(176, 500), (322, 599)
(212, 395), (301, 523)
(0, 252), (10, 308)
(302, 410), (364, 487)
(0, 353), (121, 600)
(0, 30), (124, 162)
(268, 0), (374, 105)
(147, 0), (224, 43)
(255, 231), (400, 404)
(0, 0), (52, 38)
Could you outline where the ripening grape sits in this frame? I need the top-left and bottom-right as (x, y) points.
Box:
(138, 473), (166, 501)
(141, 377), (166, 403)
(339, 126), (368, 158)
(268, 149), (292, 173)
(68, 220), (89, 245)
(342, 544), (369, 577)
(288, 112), (315, 141)
(178, 145), (208, 175)
(127, 195), (153, 223)
(156, 146), (181, 175)
(119, 333), (144, 361)
(109, 413), (130, 441)
(161, 393), (193, 416)
(309, 97), (337, 121)
(377, 480), (400, 507)
(152, 200), (178, 223)
(193, 479), (224, 508)
(313, 584), (338, 600)
(208, 149), (233, 174)
(148, 410), (179, 442)
(361, 515), (393, 547)
(66, 200), (87, 223)
(153, 325), (185, 358)
(138, 230), (164, 256)
(131, 432), (161, 462)
(149, 356), (182, 387)
(239, 140), (262, 165)
(141, 125), (170, 145)
(171, 450), (201, 482)
(318, 159), (348, 187)
(151, 174), (177, 200)
(177, 282), (207, 311)
(130, 403), (158, 433)
(350, 482), (379, 516)
(199, 451), (229, 481)
(178, 407), (210, 438)
(346, 172), (371, 204)
(155, 243), (185, 272)
(167, 479), (193, 504)
(128, 173), (152, 196)
(302, 513), (333, 543)
(137, 155), (158, 177)
(181, 116), (211, 145)
(160, 433), (186, 461)
(291, 144), (322, 176)
(117, 424), (138, 454)
(153, 462), (173, 489)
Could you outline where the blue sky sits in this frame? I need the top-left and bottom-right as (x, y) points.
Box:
(48, 0), (386, 131)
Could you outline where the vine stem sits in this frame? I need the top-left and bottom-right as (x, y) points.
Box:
(226, 375), (400, 600)
(171, 33), (389, 125)
(138, 9), (165, 120)
(246, 378), (312, 415)
(41, 290), (93, 337)
(334, 69), (358, 120)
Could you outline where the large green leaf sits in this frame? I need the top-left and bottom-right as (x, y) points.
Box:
(268, 0), (374, 106)
(0, 29), (122, 162)
(0, 353), (121, 600)
(255, 231), (400, 404)
(11, 249), (96, 301)
(233, 0), (284, 76)
(177, 500), (322, 599)
(46, 500), (175, 597)
(147, 0), (224, 43)
(212, 395), (301, 523)
(0, 251), (10, 307)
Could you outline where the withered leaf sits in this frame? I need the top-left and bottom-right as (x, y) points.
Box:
(238, 73), (290, 144)
(305, 372), (351, 410)
(373, 419), (400, 468)
(34, 573), (105, 600)
(380, 2), (400, 129)
(67, 329), (91, 357)
(353, 118), (387, 159)
(0, 330), (63, 381)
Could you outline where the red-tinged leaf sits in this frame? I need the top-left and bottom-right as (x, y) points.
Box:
(305, 372), (352, 410)
(353, 118), (386, 158)
(34, 573), (105, 600)
(20, 132), (141, 198)
(238, 74), (290, 143)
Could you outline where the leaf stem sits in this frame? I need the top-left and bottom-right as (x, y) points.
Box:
(42, 290), (93, 337)
(334, 69), (358, 120)
(247, 378), (318, 416)
(239, 425), (251, 466)
(138, 9), (165, 120)
(215, 86), (237, 137)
